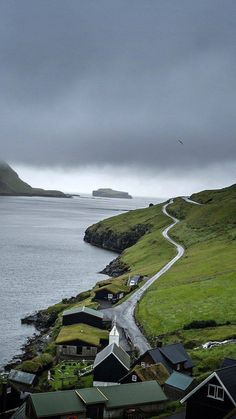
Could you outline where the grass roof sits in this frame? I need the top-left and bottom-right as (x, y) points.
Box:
(56, 324), (108, 347)
(94, 283), (129, 295)
(133, 363), (170, 385)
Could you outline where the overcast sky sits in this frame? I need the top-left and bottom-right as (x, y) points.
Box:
(1, 0), (235, 197)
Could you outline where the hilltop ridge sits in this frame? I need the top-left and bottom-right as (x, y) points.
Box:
(0, 161), (70, 198)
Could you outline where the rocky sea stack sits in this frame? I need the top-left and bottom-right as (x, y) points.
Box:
(92, 188), (132, 199)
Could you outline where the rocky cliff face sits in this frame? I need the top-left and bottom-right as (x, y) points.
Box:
(84, 223), (150, 277)
(84, 223), (149, 253)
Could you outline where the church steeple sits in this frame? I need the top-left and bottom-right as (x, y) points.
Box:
(109, 316), (120, 346)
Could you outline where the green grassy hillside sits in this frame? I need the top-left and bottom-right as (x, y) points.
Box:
(0, 161), (68, 197)
(135, 184), (236, 374)
(86, 184), (236, 375)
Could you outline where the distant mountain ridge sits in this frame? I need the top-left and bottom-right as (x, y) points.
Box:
(0, 162), (69, 198)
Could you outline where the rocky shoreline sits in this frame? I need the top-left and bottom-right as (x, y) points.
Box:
(3, 219), (146, 372)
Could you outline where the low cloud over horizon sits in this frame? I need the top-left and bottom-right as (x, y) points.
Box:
(1, 0), (235, 194)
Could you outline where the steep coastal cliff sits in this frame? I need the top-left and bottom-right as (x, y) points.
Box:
(0, 161), (70, 197)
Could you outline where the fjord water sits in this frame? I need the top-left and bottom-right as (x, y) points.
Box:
(0, 194), (162, 369)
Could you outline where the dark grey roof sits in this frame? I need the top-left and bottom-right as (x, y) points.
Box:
(147, 343), (193, 371)
(93, 343), (130, 370)
(220, 358), (236, 369)
(63, 306), (103, 319)
(216, 365), (236, 402)
(160, 344), (187, 365)
(147, 348), (172, 373)
(8, 369), (36, 386)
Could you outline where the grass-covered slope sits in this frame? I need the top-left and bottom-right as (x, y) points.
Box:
(86, 184), (236, 374)
(0, 161), (68, 197)
(85, 202), (175, 275)
(135, 184), (236, 373)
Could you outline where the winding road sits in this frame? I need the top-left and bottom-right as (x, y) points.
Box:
(102, 199), (186, 354)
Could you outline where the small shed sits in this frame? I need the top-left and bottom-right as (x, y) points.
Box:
(93, 343), (130, 386)
(8, 370), (36, 389)
(62, 306), (104, 328)
(164, 371), (196, 400)
(56, 323), (109, 360)
(127, 275), (142, 288)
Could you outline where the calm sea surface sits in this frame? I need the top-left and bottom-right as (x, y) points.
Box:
(0, 194), (163, 369)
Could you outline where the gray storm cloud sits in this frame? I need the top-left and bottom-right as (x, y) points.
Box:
(1, 0), (236, 174)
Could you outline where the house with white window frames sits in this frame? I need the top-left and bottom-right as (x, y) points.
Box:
(181, 364), (236, 419)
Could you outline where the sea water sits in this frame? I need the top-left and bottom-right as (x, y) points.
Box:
(0, 194), (163, 368)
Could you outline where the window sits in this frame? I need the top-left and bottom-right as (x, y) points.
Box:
(141, 362), (146, 368)
(208, 384), (224, 401)
(176, 363), (181, 371)
(132, 374), (137, 382)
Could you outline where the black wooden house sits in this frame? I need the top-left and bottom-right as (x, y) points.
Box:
(62, 306), (104, 328)
(133, 343), (194, 375)
(181, 364), (236, 419)
(93, 343), (130, 386)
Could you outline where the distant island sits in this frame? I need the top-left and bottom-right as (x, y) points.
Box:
(0, 161), (70, 198)
(92, 188), (132, 199)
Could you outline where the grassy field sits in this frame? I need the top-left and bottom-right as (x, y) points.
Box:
(50, 361), (93, 391)
(134, 185), (236, 374)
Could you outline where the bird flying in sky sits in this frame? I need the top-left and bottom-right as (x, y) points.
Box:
(178, 139), (184, 145)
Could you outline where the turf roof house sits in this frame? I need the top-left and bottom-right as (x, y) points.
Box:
(24, 381), (167, 419)
(92, 282), (130, 304)
(181, 364), (236, 419)
(56, 323), (109, 360)
(120, 362), (170, 386)
(62, 306), (104, 328)
(133, 343), (194, 376)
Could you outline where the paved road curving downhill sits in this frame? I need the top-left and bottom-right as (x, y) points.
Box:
(102, 199), (185, 354)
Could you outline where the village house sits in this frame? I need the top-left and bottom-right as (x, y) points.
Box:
(92, 283), (129, 304)
(133, 343), (194, 375)
(120, 362), (169, 386)
(164, 371), (196, 400)
(93, 343), (130, 386)
(0, 370), (36, 415)
(56, 323), (109, 360)
(62, 306), (104, 329)
(181, 364), (236, 419)
(22, 380), (167, 418)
